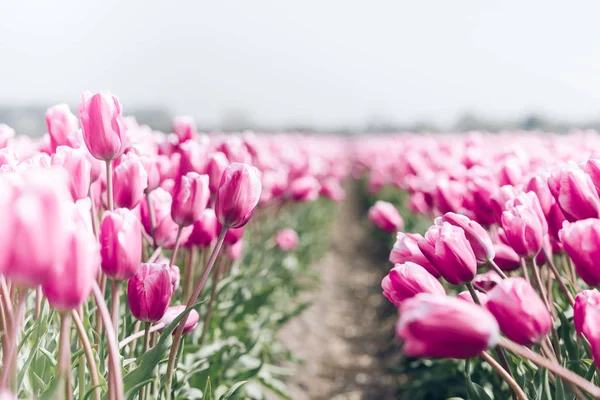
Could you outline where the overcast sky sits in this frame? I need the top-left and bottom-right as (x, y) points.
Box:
(1, 1), (600, 129)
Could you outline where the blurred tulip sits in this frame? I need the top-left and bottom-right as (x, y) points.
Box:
(491, 243), (521, 271)
(289, 175), (320, 202)
(139, 155), (161, 192)
(390, 232), (439, 277)
(140, 188), (180, 248)
(437, 212), (494, 264)
(226, 240), (244, 260)
(113, 155), (148, 209)
(434, 178), (464, 214)
(100, 208), (142, 280)
(524, 175), (554, 216)
(127, 263), (173, 322)
(368, 201), (404, 233)
(205, 152), (229, 193)
(574, 289), (600, 335)
(51, 146), (91, 200)
(160, 305), (200, 334)
(397, 294), (499, 359)
(215, 163), (262, 229)
(45, 104), (78, 152)
(548, 162), (600, 222)
(381, 262), (445, 307)
(418, 222), (477, 285)
(171, 172), (210, 227)
(490, 185), (520, 223)
(501, 192), (547, 258)
(172, 116), (196, 143)
(486, 277), (552, 346)
(186, 208), (219, 248)
(559, 219), (600, 286)
(78, 91), (128, 161)
(275, 228), (299, 251)
(319, 178), (346, 202)
(473, 270), (503, 292)
(457, 290), (488, 306)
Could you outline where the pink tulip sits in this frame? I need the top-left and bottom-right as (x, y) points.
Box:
(51, 146), (91, 200)
(473, 271), (503, 292)
(215, 163), (262, 229)
(139, 155), (161, 192)
(45, 104), (78, 152)
(490, 185), (520, 223)
(113, 155), (148, 209)
(434, 178), (464, 214)
(185, 208), (219, 248)
(78, 91), (128, 161)
(5, 169), (72, 288)
(205, 152), (229, 193)
(501, 192), (547, 258)
(457, 290), (488, 306)
(173, 116), (197, 143)
(178, 141), (207, 175)
(368, 201), (404, 234)
(275, 228), (299, 251)
(127, 263), (173, 322)
(140, 188), (180, 248)
(160, 305), (200, 334)
(491, 243), (520, 271)
(465, 171), (497, 225)
(437, 212), (494, 264)
(486, 277), (552, 346)
(0, 389), (16, 400)
(171, 172), (210, 226)
(289, 175), (321, 202)
(390, 232), (439, 277)
(319, 178), (346, 202)
(382, 262), (446, 307)
(170, 264), (180, 293)
(223, 226), (244, 245)
(397, 294), (499, 359)
(100, 208), (142, 280)
(418, 223), (477, 285)
(548, 162), (600, 222)
(226, 240), (244, 260)
(559, 219), (600, 286)
(547, 202), (567, 241)
(575, 298), (600, 369)
(408, 192), (431, 215)
(524, 175), (554, 216)
(574, 289), (600, 335)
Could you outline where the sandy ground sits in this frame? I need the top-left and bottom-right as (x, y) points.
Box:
(272, 186), (402, 400)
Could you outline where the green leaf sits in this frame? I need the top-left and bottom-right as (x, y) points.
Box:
(219, 381), (248, 400)
(466, 380), (492, 400)
(18, 300), (50, 392)
(122, 301), (205, 398)
(37, 375), (63, 400)
(204, 377), (212, 400)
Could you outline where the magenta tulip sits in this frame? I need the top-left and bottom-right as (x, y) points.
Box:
(438, 212), (494, 264)
(490, 185), (520, 223)
(492, 243), (521, 271)
(486, 277), (552, 346)
(275, 229), (299, 251)
(368, 201), (404, 233)
(215, 163), (262, 229)
(382, 262), (446, 307)
(127, 263), (173, 322)
(78, 91), (128, 161)
(113, 155), (148, 209)
(548, 162), (600, 222)
(574, 289), (600, 335)
(390, 232), (439, 277)
(51, 146), (92, 201)
(575, 297), (600, 369)
(185, 208), (219, 248)
(289, 175), (321, 202)
(397, 294), (499, 359)
(140, 187), (181, 248)
(501, 192), (547, 258)
(457, 290), (488, 306)
(524, 174), (554, 216)
(559, 219), (600, 286)
(100, 208), (142, 280)
(226, 240), (244, 260)
(205, 152), (229, 193)
(473, 271), (503, 292)
(434, 178), (464, 214)
(172, 116), (196, 143)
(171, 172), (210, 227)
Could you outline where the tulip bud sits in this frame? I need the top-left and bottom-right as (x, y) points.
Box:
(382, 262), (446, 307)
(289, 175), (321, 202)
(524, 175), (554, 217)
(275, 228), (299, 251)
(51, 146), (92, 201)
(437, 212), (494, 264)
(215, 163), (262, 229)
(486, 277), (552, 346)
(418, 223), (477, 285)
(501, 192), (547, 258)
(548, 162), (600, 222)
(186, 208), (219, 248)
(473, 271), (502, 292)
(45, 104), (79, 152)
(397, 294), (499, 359)
(171, 172), (210, 226)
(173, 116), (197, 143)
(368, 201), (404, 233)
(78, 91), (128, 161)
(559, 219), (600, 286)
(390, 232), (439, 277)
(100, 208), (142, 280)
(205, 152), (229, 193)
(492, 243), (521, 271)
(139, 155), (161, 192)
(160, 305), (200, 334)
(574, 289), (600, 335)
(127, 263), (173, 322)
(113, 155), (148, 209)
(457, 290), (488, 306)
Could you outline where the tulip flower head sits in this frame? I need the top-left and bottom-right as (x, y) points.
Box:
(368, 201), (404, 234)
(437, 212), (494, 264)
(501, 192), (547, 258)
(100, 208), (142, 280)
(390, 232), (439, 277)
(127, 263), (173, 323)
(160, 305), (200, 335)
(275, 228), (299, 251)
(560, 219), (600, 286)
(171, 172), (210, 227)
(215, 163), (262, 229)
(381, 262), (446, 307)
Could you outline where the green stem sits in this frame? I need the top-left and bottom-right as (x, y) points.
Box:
(0, 290), (26, 388)
(106, 160), (114, 212)
(479, 351), (527, 400)
(71, 310), (101, 400)
(139, 322), (151, 400)
(542, 247), (575, 306)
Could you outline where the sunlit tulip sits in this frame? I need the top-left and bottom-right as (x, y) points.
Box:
(548, 162), (600, 222)
(382, 262), (445, 307)
(437, 212), (494, 264)
(390, 232), (439, 277)
(501, 192), (547, 258)
(186, 208), (219, 248)
(215, 163), (262, 229)
(171, 172), (210, 226)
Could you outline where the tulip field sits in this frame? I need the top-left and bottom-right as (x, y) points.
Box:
(4, 92), (600, 400)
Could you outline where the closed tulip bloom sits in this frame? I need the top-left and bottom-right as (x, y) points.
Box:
(438, 212), (494, 264)
(171, 172), (210, 226)
(418, 223), (477, 285)
(100, 208), (142, 280)
(160, 305), (200, 334)
(490, 185), (520, 223)
(205, 152), (229, 193)
(186, 208), (219, 248)
(139, 156), (161, 192)
(525, 175), (555, 216)
(486, 277), (552, 346)
(492, 243), (521, 271)
(368, 201), (404, 233)
(501, 192), (547, 258)
(457, 290), (488, 306)
(579, 306), (600, 368)
(113, 155), (148, 209)
(473, 271), (503, 292)
(382, 262), (446, 307)
(5, 169), (72, 288)
(275, 228), (299, 251)
(289, 175), (321, 202)
(43, 228), (99, 311)
(559, 219), (600, 286)
(215, 163), (262, 229)
(390, 232), (439, 277)
(51, 146), (91, 201)
(127, 263), (173, 322)
(434, 178), (464, 214)
(45, 104), (78, 152)
(574, 289), (600, 335)
(172, 116), (197, 143)
(548, 162), (600, 222)
(547, 202), (567, 240)
(397, 294), (500, 359)
(78, 91), (128, 161)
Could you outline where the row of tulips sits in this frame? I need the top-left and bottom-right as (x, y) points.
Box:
(0, 92), (346, 399)
(362, 132), (600, 399)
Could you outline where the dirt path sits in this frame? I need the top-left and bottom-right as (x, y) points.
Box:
(274, 185), (401, 400)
